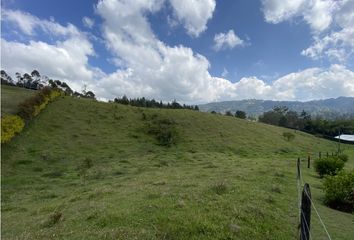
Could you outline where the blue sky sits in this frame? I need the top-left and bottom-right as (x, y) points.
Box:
(1, 0), (354, 103)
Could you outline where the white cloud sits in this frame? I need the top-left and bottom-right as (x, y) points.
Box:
(303, 0), (336, 32)
(169, 0), (216, 37)
(2, 2), (354, 104)
(262, 0), (354, 62)
(1, 9), (99, 92)
(1, 9), (82, 37)
(271, 64), (354, 100)
(213, 30), (245, 51)
(262, 0), (305, 24)
(1, 8), (38, 35)
(261, 0), (337, 32)
(95, 0), (217, 102)
(214, 65), (354, 101)
(301, 28), (354, 62)
(213, 65), (354, 101)
(82, 16), (94, 28)
(302, 0), (354, 62)
(95, 0), (354, 103)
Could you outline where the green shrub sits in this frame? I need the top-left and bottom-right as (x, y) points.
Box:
(314, 156), (345, 177)
(323, 171), (354, 212)
(338, 154), (349, 162)
(18, 99), (36, 120)
(282, 132), (295, 141)
(147, 117), (177, 147)
(1, 115), (25, 143)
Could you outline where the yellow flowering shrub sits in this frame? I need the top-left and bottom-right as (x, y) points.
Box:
(19, 88), (63, 119)
(1, 115), (25, 144)
(34, 89), (63, 116)
(50, 90), (63, 99)
(2, 88), (63, 144)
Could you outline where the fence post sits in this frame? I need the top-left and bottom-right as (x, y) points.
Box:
(319, 152), (321, 159)
(326, 152), (329, 157)
(300, 183), (311, 240)
(297, 158), (300, 180)
(307, 155), (310, 168)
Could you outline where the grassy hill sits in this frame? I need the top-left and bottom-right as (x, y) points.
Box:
(2, 95), (354, 239)
(1, 85), (37, 115)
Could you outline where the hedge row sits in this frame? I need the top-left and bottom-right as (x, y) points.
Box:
(18, 87), (63, 120)
(1, 87), (63, 144)
(314, 156), (345, 177)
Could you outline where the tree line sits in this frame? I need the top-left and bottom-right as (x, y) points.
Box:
(112, 96), (199, 110)
(1, 69), (199, 111)
(258, 106), (354, 137)
(1, 69), (95, 99)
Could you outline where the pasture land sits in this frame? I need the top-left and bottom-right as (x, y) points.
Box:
(1, 96), (354, 239)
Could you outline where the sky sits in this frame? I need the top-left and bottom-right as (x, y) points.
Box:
(1, 0), (354, 103)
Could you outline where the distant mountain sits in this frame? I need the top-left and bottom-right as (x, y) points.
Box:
(198, 97), (354, 119)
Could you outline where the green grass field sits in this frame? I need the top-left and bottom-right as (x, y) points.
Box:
(1, 85), (37, 115)
(1, 94), (354, 239)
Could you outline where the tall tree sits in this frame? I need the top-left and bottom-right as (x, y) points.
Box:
(235, 110), (246, 119)
(1, 70), (14, 85)
(84, 91), (95, 99)
(31, 70), (40, 79)
(22, 73), (33, 89)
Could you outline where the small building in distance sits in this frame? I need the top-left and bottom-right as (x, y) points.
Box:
(334, 134), (354, 144)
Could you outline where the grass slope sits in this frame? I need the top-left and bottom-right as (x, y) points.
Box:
(1, 85), (37, 115)
(2, 96), (354, 239)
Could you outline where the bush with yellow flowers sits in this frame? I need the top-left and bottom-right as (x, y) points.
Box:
(1, 115), (25, 144)
(18, 87), (63, 120)
(2, 87), (63, 144)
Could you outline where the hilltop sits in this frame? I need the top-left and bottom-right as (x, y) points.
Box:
(2, 93), (354, 239)
(199, 97), (354, 119)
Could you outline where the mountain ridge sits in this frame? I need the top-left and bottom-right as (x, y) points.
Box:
(199, 96), (354, 119)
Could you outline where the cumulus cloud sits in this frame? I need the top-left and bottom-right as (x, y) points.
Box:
(82, 16), (94, 28)
(213, 30), (245, 51)
(211, 65), (354, 101)
(215, 65), (354, 101)
(2, 9), (82, 37)
(261, 0), (337, 32)
(261, 0), (354, 62)
(303, 0), (337, 32)
(262, 0), (305, 24)
(95, 0), (354, 102)
(301, 28), (354, 62)
(1, 1), (354, 104)
(169, 0), (216, 37)
(271, 64), (354, 100)
(95, 0), (217, 102)
(302, 0), (354, 62)
(1, 9), (99, 91)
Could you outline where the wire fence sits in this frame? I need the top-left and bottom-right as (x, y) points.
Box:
(296, 156), (333, 240)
